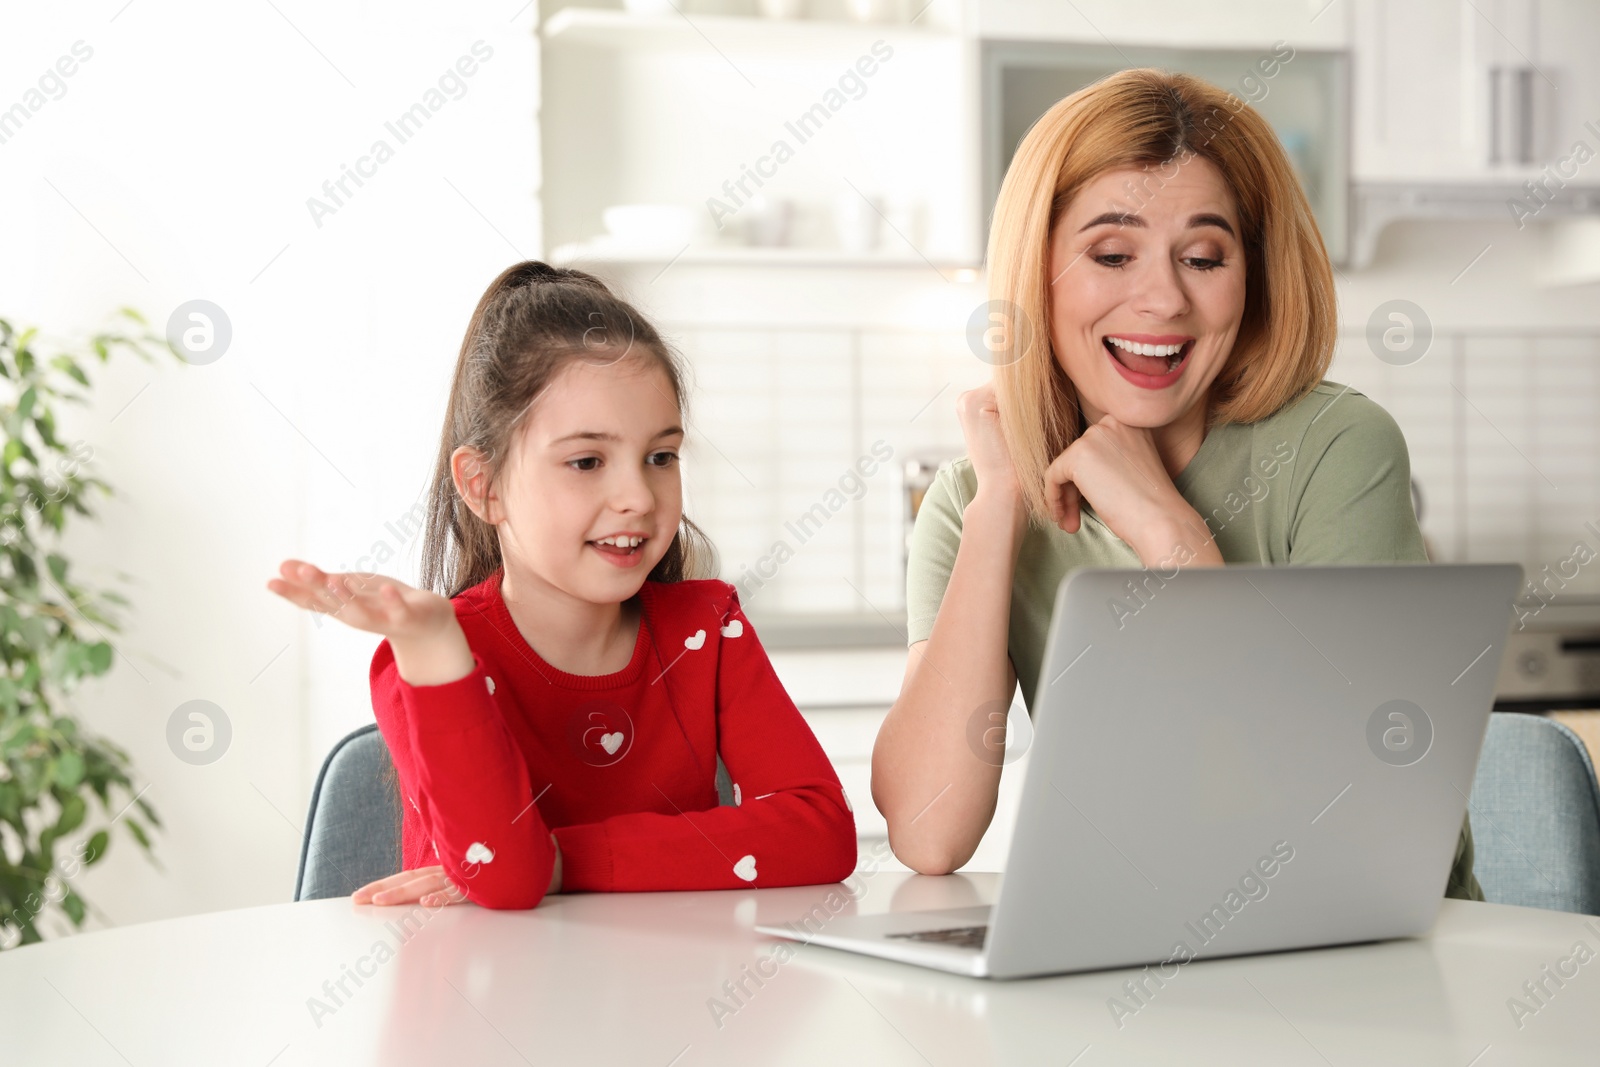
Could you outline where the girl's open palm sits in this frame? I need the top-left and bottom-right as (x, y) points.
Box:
(267, 561), (454, 643)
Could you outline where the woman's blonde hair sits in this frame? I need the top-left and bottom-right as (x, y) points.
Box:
(987, 67), (1335, 527)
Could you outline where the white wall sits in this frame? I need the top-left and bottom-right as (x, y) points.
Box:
(1, 0), (539, 935)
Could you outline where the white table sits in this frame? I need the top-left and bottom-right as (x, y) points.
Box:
(4, 870), (1599, 1065)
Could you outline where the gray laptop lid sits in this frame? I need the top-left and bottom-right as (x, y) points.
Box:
(984, 562), (1522, 979)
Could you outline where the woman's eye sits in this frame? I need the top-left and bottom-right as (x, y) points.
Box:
(1093, 253), (1130, 268)
(1185, 257), (1225, 271)
(568, 457), (601, 472)
(648, 451), (679, 467)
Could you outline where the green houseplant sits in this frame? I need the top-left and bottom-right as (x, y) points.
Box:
(1, 308), (175, 947)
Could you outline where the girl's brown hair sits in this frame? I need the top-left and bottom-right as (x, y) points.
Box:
(418, 260), (717, 599)
(988, 66), (1336, 527)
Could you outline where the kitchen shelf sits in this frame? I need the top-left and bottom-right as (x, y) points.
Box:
(541, 7), (956, 49)
(550, 238), (977, 270)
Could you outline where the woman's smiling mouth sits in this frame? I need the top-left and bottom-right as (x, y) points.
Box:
(1102, 333), (1195, 389)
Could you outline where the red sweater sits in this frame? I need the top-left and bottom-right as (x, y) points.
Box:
(368, 570), (857, 908)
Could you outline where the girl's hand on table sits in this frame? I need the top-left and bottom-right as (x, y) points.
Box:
(352, 866), (466, 908)
(351, 838), (563, 907)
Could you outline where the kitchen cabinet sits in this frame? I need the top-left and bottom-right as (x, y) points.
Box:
(1353, 0), (1482, 183)
(1351, 0), (1600, 185)
(1363, 0), (1600, 183)
(1349, 0), (1600, 266)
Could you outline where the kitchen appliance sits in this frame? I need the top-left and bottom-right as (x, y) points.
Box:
(980, 40), (1350, 263)
(897, 452), (962, 603)
(1493, 600), (1600, 713)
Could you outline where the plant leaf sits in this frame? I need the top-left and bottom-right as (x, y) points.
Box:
(55, 750), (84, 790)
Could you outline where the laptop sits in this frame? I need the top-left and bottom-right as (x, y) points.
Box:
(757, 562), (1523, 979)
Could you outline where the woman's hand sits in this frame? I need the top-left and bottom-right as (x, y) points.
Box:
(955, 382), (1027, 532)
(1043, 415), (1217, 567)
(351, 865), (466, 908)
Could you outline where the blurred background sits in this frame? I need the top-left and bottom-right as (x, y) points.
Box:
(4, 0), (1600, 938)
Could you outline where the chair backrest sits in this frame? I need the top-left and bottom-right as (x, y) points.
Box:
(1468, 713), (1600, 915)
(294, 724), (403, 901)
(295, 724), (740, 901)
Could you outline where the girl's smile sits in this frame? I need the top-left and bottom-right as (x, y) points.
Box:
(587, 531), (651, 567)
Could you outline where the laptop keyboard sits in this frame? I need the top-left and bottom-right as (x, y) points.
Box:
(886, 924), (988, 950)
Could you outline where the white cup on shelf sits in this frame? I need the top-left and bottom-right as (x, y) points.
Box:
(742, 195), (795, 247)
(834, 190), (884, 253)
(881, 193), (925, 250)
(845, 0), (905, 22)
(601, 204), (698, 250)
(758, 0), (806, 17)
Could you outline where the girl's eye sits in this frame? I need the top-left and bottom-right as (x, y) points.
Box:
(568, 457), (601, 472)
(1184, 257), (1225, 271)
(1093, 253), (1130, 269)
(648, 451), (679, 467)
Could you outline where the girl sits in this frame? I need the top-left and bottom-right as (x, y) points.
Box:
(269, 261), (857, 909)
(872, 67), (1484, 900)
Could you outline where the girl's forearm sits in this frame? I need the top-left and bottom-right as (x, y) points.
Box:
(391, 618), (475, 687)
(872, 492), (1027, 873)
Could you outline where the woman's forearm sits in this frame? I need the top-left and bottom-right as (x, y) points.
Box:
(872, 492), (1028, 873)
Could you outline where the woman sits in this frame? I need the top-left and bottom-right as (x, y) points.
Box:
(870, 68), (1482, 899)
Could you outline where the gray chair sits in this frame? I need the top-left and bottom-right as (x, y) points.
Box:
(295, 723), (737, 901)
(1467, 713), (1600, 915)
(294, 724), (403, 901)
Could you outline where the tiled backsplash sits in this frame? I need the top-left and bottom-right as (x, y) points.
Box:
(670, 323), (984, 615)
(1327, 330), (1600, 597)
(668, 322), (1600, 614)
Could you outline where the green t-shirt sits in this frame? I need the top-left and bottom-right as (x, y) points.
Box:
(906, 380), (1483, 901)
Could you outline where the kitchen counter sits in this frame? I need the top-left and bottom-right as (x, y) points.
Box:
(744, 610), (911, 650)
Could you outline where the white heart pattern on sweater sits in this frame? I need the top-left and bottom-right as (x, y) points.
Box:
(684, 629), (706, 650)
(485, 676), (496, 695)
(733, 782), (742, 806)
(599, 731), (624, 755)
(465, 842), (494, 864)
(720, 619), (743, 638)
(733, 854), (758, 882)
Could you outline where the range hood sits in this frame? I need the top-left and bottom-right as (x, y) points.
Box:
(1351, 179), (1600, 270)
